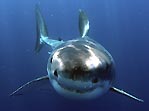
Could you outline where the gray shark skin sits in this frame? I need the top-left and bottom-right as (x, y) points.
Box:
(10, 5), (143, 102)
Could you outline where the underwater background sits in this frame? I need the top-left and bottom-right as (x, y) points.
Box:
(0, 0), (149, 111)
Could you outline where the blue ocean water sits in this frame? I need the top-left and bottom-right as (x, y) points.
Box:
(0, 0), (149, 111)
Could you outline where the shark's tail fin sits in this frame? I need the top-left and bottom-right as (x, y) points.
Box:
(35, 5), (48, 53)
(79, 9), (89, 38)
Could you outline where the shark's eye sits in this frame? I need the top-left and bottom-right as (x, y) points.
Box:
(92, 77), (98, 83)
(50, 57), (53, 63)
(54, 70), (58, 77)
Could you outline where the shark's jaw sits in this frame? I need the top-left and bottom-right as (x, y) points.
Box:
(50, 77), (110, 99)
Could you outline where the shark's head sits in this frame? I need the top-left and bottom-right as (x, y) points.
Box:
(47, 39), (115, 99)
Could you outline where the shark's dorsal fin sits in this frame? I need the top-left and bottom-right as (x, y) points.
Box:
(35, 4), (48, 53)
(35, 5), (64, 53)
(110, 87), (144, 102)
(79, 9), (89, 38)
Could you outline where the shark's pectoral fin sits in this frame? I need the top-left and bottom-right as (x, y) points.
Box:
(79, 9), (89, 38)
(110, 87), (144, 102)
(10, 75), (50, 96)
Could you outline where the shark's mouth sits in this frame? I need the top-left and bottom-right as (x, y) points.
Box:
(57, 81), (97, 94)
(51, 78), (110, 99)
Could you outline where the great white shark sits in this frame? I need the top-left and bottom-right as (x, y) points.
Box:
(10, 5), (143, 102)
